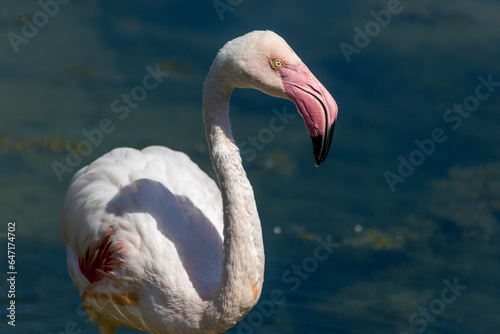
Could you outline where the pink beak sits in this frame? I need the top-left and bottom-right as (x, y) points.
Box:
(279, 63), (338, 166)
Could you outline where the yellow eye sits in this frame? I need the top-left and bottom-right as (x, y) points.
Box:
(273, 59), (284, 68)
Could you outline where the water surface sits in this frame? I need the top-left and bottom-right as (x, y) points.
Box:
(1, 1), (499, 333)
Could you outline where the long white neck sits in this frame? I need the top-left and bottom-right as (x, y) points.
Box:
(201, 64), (265, 331)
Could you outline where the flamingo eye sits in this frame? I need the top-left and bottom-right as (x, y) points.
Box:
(272, 59), (284, 68)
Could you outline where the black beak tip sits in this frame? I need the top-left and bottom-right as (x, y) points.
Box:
(311, 121), (335, 166)
(311, 136), (325, 166)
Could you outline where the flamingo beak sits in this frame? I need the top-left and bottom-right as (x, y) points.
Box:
(279, 63), (338, 166)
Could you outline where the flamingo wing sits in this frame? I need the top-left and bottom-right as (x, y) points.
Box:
(61, 146), (224, 331)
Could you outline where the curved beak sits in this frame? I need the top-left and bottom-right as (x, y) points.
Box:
(279, 63), (338, 166)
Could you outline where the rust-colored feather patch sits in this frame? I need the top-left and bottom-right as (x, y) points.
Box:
(251, 283), (260, 302)
(79, 226), (124, 283)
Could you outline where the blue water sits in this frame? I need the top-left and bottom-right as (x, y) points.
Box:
(1, 0), (499, 333)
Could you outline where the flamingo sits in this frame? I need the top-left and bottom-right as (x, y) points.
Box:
(61, 30), (338, 334)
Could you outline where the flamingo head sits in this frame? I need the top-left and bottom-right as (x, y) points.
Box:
(216, 30), (338, 166)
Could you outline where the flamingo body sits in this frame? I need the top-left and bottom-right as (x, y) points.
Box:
(62, 146), (224, 332)
(61, 30), (338, 333)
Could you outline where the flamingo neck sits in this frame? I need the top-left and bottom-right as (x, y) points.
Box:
(202, 69), (265, 330)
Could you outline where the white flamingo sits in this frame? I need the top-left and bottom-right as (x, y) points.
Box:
(61, 30), (338, 334)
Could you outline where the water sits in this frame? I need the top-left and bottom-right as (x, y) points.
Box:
(1, 0), (499, 333)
